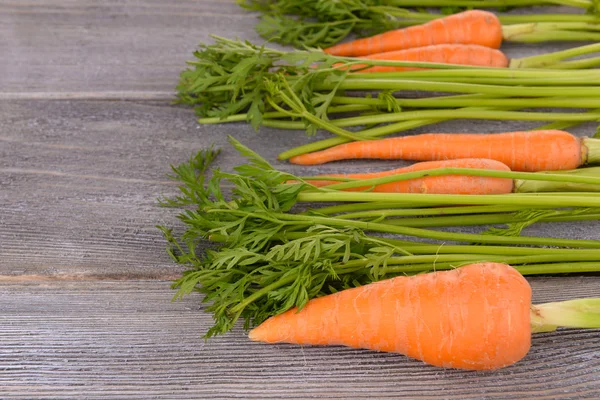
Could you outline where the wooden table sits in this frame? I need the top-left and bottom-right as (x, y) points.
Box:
(2, 1), (600, 398)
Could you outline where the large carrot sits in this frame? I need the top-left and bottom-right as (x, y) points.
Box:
(304, 158), (513, 194)
(324, 10), (503, 57)
(249, 262), (531, 370)
(344, 44), (509, 72)
(289, 130), (600, 172)
(249, 262), (600, 370)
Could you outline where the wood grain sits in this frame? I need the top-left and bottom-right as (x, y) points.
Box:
(0, 279), (599, 400)
(0, 0), (260, 94)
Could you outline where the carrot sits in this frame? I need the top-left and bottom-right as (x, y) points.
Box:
(304, 158), (514, 194)
(346, 44), (509, 72)
(249, 262), (532, 370)
(289, 130), (599, 172)
(324, 10), (503, 57)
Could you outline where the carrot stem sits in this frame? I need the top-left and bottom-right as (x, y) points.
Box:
(384, 0), (593, 7)
(330, 205), (544, 219)
(585, 138), (600, 165)
(546, 56), (600, 70)
(274, 107), (600, 132)
(530, 299), (600, 333)
(332, 95), (600, 109)
(267, 212), (600, 248)
(342, 69), (600, 80)
(534, 109), (600, 131)
(297, 191), (600, 209)
(515, 167), (600, 193)
(506, 30), (600, 42)
(377, 210), (600, 228)
(326, 79), (600, 97)
(512, 43), (600, 69)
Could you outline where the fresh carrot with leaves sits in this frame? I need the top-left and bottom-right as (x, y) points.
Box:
(323, 10), (600, 57)
(289, 130), (600, 172)
(342, 44), (509, 72)
(304, 159), (600, 195)
(303, 158), (513, 194)
(324, 10), (503, 57)
(249, 262), (600, 370)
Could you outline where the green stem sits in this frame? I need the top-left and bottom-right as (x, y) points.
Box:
(380, 9), (600, 25)
(197, 104), (370, 124)
(515, 167), (600, 193)
(531, 298), (600, 333)
(229, 273), (298, 315)
(327, 79), (600, 97)
(297, 191), (600, 209)
(336, 257), (600, 277)
(318, 109), (600, 127)
(332, 205), (544, 219)
(378, 210), (600, 228)
(535, 108), (600, 130)
(512, 43), (600, 69)
(547, 56), (600, 70)
(270, 212), (600, 248)
(499, 14), (600, 24)
(585, 138), (600, 165)
(332, 95), (600, 109)
(272, 84), (375, 142)
(385, 0), (593, 7)
(343, 69), (600, 80)
(506, 30), (600, 43)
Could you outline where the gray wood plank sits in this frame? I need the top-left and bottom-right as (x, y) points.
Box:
(2, 100), (599, 278)
(0, 278), (599, 399)
(0, 0), (261, 95)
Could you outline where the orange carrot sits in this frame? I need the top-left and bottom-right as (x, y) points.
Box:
(347, 44), (509, 72)
(305, 158), (513, 194)
(249, 262), (532, 370)
(324, 10), (503, 57)
(289, 130), (588, 172)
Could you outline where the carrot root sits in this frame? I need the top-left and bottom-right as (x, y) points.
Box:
(304, 158), (514, 195)
(324, 10), (503, 57)
(289, 130), (584, 172)
(249, 262), (532, 371)
(345, 44), (509, 72)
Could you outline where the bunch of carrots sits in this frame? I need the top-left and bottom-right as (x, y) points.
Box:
(166, 8), (600, 370)
(178, 14), (600, 160)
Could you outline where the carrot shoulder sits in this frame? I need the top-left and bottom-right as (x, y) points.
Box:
(249, 262), (532, 371)
(304, 158), (514, 195)
(289, 130), (586, 172)
(324, 10), (503, 57)
(349, 44), (509, 73)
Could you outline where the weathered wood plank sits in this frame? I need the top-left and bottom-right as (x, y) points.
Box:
(2, 100), (599, 278)
(0, 0), (260, 94)
(0, 278), (599, 399)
